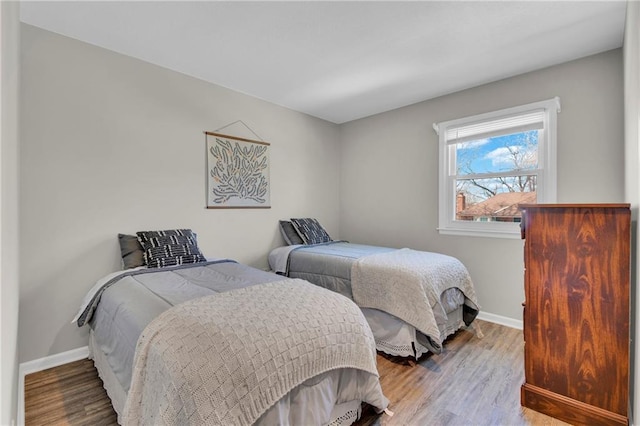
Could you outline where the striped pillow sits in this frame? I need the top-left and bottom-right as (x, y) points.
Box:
(290, 218), (332, 245)
(136, 229), (205, 268)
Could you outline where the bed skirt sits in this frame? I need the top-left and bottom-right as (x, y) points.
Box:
(89, 330), (127, 423)
(363, 306), (464, 358)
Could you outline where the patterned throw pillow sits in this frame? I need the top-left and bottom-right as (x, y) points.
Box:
(136, 229), (206, 268)
(279, 220), (305, 245)
(290, 218), (332, 245)
(118, 234), (146, 269)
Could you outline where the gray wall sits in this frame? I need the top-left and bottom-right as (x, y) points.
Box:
(1, 2), (20, 424)
(339, 49), (624, 322)
(19, 24), (341, 363)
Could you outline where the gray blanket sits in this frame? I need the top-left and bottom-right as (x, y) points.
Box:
(352, 248), (479, 354)
(282, 242), (480, 355)
(285, 242), (396, 299)
(80, 261), (389, 424)
(77, 259), (243, 327)
(83, 261), (285, 393)
(123, 278), (387, 425)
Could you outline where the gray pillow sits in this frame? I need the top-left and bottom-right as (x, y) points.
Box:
(136, 229), (206, 268)
(279, 220), (305, 245)
(290, 218), (332, 245)
(118, 233), (146, 269)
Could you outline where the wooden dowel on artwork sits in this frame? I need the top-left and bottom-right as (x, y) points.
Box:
(204, 131), (270, 146)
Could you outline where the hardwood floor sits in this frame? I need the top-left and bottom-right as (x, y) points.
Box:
(24, 320), (568, 425)
(24, 358), (117, 426)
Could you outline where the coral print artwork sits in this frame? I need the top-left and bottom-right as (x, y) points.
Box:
(206, 132), (271, 208)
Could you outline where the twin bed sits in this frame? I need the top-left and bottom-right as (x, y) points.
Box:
(74, 230), (388, 425)
(75, 223), (480, 425)
(270, 219), (481, 359)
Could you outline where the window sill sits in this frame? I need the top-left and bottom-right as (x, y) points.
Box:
(437, 227), (522, 239)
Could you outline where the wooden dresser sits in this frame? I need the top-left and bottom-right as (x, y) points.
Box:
(519, 204), (630, 426)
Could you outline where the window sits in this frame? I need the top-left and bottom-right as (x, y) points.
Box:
(434, 98), (560, 238)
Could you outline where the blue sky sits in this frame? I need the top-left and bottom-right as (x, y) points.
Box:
(456, 130), (538, 175)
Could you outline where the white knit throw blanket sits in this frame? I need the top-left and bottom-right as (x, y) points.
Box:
(351, 248), (479, 353)
(123, 279), (383, 425)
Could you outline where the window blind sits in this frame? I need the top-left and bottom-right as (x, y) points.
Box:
(445, 110), (545, 144)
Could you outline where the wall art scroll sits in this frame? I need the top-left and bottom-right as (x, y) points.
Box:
(205, 132), (271, 208)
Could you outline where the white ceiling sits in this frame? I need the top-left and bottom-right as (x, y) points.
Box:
(20, 1), (627, 124)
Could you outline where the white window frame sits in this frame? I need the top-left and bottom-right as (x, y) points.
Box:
(434, 97), (560, 239)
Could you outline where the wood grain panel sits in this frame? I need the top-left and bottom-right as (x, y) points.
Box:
(520, 204), (630, 425)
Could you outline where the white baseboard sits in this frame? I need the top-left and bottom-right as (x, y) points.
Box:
(17, 346), (89, 426)
(19, 346), (89, 376)
(477, 311), (523, 330)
